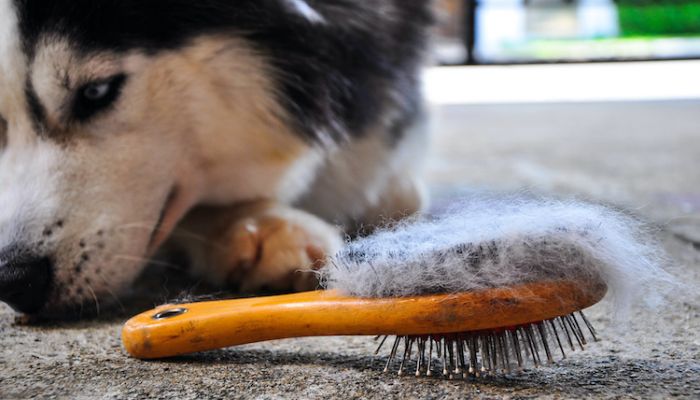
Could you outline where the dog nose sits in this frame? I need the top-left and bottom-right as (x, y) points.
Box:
(0, 247), (52, 313)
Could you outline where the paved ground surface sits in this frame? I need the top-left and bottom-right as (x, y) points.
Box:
(2, 100), (699, 399)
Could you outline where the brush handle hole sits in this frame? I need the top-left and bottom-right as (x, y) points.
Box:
(152, 308), (188, 320)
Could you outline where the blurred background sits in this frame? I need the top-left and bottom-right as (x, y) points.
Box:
(425, 0), (700, 227)
(433, 0), (700, 64)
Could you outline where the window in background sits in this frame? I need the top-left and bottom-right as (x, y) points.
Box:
(433, 0), (700, 64)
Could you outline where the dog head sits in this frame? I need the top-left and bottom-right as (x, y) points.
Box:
(0, 0), (329, 315)
(0, 0), (430, 316)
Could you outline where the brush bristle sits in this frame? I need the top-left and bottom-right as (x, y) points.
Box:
(376, 312), (598, 378)
(321, 194), (674, 318)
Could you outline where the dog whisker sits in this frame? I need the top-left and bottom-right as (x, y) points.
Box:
(86, 284), (100, 316)
(116, 222), (214, 246)
(94, 271), (126, 314)
(112, 255), (186, 271)
(114, 222), (158, 230)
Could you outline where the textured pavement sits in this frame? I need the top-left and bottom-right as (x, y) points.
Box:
(2, 100), (700, 399)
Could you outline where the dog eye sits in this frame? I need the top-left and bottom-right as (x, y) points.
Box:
(83, 82), (111, 101)
(73, 74), (128, 122)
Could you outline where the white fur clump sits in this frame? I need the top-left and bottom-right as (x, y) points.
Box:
(321, 195), (675, 317)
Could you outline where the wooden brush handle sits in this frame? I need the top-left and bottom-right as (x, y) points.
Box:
(122, 280), (606, 359)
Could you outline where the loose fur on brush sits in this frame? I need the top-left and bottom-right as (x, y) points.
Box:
(322, 195), (675, 317)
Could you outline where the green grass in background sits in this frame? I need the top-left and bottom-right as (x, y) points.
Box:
(618, 0), (700, 37)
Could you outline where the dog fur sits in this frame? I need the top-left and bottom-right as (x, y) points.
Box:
(0, 0), (432, 315)
(324, 194), (674, 318)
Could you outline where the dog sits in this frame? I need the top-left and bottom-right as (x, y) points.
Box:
(0, 0), (432, 317)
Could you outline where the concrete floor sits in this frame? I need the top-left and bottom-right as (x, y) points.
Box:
(2, 100), (700, 399)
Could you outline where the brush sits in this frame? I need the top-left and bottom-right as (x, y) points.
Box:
(123, 280), (604, 376)
(122, 196), (669, 377)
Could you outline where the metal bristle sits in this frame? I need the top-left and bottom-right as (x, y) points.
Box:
(447, 339), (457, 379)
(548, 319), (567, 359)
(441, 338), (449, 376)
(377, 312), (599, 378)
(537, 323), (554, 364)
(579, 311), (599, 342)
(479, 335), (489, 374)
(498, 334), (511, 374)
(468, 338), (478, 376)
(397, 338), (413, 376)
(374, 335), (389, 355)
(559, 316), (576, 351)
(413, 338), (425, 377)
(426, 338), (434, 376)
(510, 329), (524, 371)
(564, 315), (585, 350)
(457, 340), (467, 378)
(383, 336), (401, 373)
(523, 326), (539, 367)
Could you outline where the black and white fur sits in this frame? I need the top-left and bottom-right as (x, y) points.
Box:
(0, 0), (433, 315)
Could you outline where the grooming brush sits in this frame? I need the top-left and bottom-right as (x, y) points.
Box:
(123, 279), (604, 376)
(122, 196), (667, 377)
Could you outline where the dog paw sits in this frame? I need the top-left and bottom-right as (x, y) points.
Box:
(214, 208), (343, 293)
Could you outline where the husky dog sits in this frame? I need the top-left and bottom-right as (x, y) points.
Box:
(0, 0), (431, 316)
